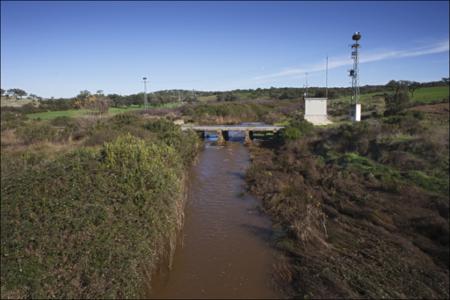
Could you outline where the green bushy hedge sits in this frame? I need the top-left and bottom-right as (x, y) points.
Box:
(1, 115), (201, 298)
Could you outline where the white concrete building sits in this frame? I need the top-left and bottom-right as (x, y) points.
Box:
(304, 98), (332, 125)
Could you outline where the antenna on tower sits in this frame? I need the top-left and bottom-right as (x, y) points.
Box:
(349, 32), (361, 122)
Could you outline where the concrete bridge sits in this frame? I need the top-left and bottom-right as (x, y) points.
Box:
(181, 124), (284, 144)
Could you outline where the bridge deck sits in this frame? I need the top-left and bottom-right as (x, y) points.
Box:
(181, 125), (284, 132)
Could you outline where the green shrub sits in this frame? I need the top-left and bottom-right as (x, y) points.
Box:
(282, 126), (302, 140)
(110, 113), (141, 126)
(16, 122), (58, 144)
(406, 170), (449, 195)
(281, 115), (314, 141)
(84, 127), (121, 146)
(48, 116), (87, 142)
(1, 134), (185, 298)
(144, 119), (200, 166)
(382, 112), (425, 135)
(337, 152), (401, 191)
(1, 111), (27, 131)
(49, 116), (75, 127)
(384, 89), (411, 115)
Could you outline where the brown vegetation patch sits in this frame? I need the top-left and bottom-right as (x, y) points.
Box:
(246, 109), (449, 298)
(409, 102), (449, 115)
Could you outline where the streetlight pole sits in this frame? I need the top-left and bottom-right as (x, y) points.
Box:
(143, 77), (148, 110)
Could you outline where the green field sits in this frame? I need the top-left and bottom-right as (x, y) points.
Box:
(335, 86), (449, 104)
(27, 103), (183, 120)
(411, 86), (449, 103)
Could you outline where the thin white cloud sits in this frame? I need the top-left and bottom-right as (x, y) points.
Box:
(253, 39), (449, 81)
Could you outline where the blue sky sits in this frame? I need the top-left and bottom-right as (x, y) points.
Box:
(1, 1), (449, 98)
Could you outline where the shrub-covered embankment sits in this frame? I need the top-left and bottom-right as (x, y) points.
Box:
(181, 100), (301, 125)
(1, 114), (200, 298)
(246, 104), (449, 298)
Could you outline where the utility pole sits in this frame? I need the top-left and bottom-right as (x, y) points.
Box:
(143, 76), (148, 110)
(326, 55), (329, 99)
(304, 72), (309, 97)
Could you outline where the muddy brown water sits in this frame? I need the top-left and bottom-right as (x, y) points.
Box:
(149, 141), (283, 299)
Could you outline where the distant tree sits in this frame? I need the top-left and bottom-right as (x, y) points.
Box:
(96, 96), (110, 114)
(77, 90), (91, 100)
(0, 88), (5, 96)
(15, 89), (27, 98)
(73, 90), (92, 109)
(7, 89), (15, 97)
(278, 92), (290, 100)
(107, 93), (124, 107)
(386, 80), (398, 93)
(185, 93), (198, 103)
(386, 80), (420, 97)
(83, 94), (110, 114)
(384, 87), (410, 115)
(442, 77), (449, 85)
(408, 81), (421, 98)
(315, 90), (326, 98)
(28, 93), (40, 100)
(327, 90), (337, 99)
(217, 92), (238, 101)
(7, 88), (27, 99)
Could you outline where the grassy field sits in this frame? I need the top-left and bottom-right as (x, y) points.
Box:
(197, 95), (217, 102)
(26, 103), (184, 120)
(334, 86), (449, 104)
(411, 86), (449, 103)
(327, 85), (448, 121)
(27, 109), (92, 120)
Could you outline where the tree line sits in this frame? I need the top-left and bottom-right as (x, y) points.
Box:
(1, 88), (42, 100)
(2, 78), (448, 114)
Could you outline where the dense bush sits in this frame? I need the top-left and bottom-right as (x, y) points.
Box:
(0, 134), (188, 298)
(280, 115), (314, 142)
(181, 101), (299, 125)
(1, 114), (201, 298)
(384, 89), (411, 115)
(16, 122), (58, 144)
(0, 111), (27, 131)
(143, 119), (200, 166)
(216, 92), (239, 101)
(82, 116), (200, 166)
